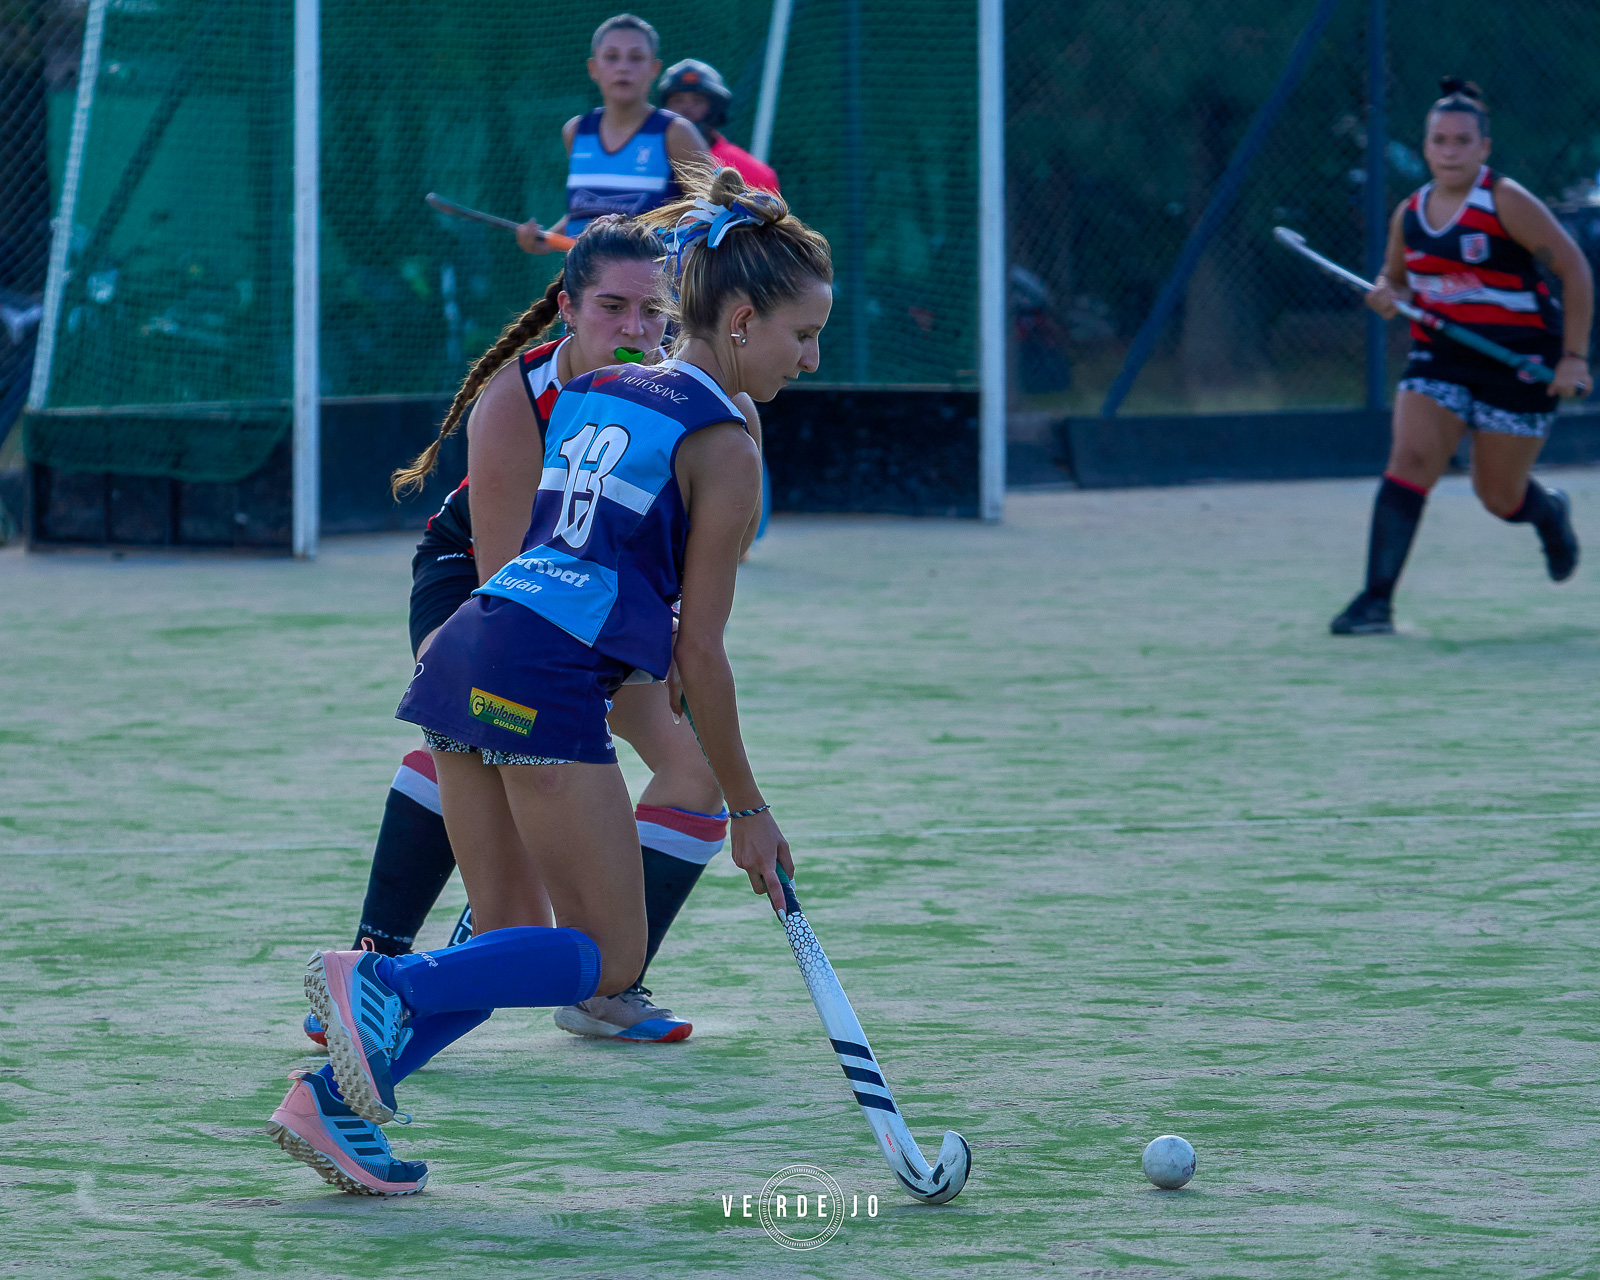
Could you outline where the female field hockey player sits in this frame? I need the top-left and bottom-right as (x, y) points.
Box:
(515, 13), (710, 254)
(266, 165), (831, 1195)
(314, 218), (762, 1056)
(1331, 78), (1593, 635)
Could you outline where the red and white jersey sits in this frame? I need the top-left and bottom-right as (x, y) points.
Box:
(418, 337), (569, 556)
(1401, 165), (1560, 347)
(518, 336), (564, 423)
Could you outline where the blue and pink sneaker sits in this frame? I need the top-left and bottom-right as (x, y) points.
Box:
(304, 949), (412, 1124)
(268, 1071), (427, 1196)
(303, 1010), (327, 1047)
(553, 984), (692, 1043)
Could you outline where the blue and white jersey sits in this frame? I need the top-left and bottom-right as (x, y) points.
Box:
(474, 360), (743, 678)
(566, 108), (679, 237)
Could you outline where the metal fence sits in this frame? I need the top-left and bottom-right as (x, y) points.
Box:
(6, 0), (1600, 490)
(1, 0), (78, 464)
(1006, 0), (1600, 424)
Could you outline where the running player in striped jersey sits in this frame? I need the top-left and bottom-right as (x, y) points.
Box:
(1332, 78), (1593, 635)
(515, 14), (710, 254)
(267, 165), (830, 1195)
(306, 220), (758, 1054)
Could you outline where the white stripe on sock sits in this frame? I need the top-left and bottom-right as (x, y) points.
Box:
(636, 821), (724, 865)
(391, 763), (442, 815)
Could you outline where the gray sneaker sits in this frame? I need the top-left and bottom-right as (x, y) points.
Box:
(552, 984), (692, 1043)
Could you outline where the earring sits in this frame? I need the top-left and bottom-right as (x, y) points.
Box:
(731, 332), (747, 345)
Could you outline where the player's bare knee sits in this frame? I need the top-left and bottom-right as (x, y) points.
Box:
(594, 946), (646, 998)
(644, 762), (722, 815)
(1387, 446), (1434, 481)
(1478, 487), (1523, 518)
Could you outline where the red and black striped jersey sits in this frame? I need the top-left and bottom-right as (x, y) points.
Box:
(417, 338), (567, 557)
(1401, 166), (1561, 348)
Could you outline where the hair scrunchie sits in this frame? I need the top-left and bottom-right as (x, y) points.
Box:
(663, 197), (765, 273)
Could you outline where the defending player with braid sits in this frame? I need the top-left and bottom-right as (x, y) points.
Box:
(1331, 78), (1593, 635)
(265, 166), (831, 1194)
(305, 217), (762, 1061)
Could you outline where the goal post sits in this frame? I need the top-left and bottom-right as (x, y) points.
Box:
(292, 0), (319, 559)
(28, 0), (108, 414)
(978, 0), (1005, 522)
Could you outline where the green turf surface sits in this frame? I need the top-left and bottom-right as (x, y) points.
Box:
(3, 475), (1598, 1278)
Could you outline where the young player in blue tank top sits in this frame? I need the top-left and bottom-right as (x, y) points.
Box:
(516, 14), (710, 253)
(264, 164), (833, 1194)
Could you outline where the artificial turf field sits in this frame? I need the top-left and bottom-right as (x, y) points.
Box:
(3, 474), (1598, 1279)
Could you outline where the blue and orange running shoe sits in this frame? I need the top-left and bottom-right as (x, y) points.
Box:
(304, 949), (412, 1124)
(553, 984), (692, 1043)
(268, 1071), (427, 1196)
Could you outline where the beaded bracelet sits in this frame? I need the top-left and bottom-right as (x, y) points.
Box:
(730, 804), (771, 819)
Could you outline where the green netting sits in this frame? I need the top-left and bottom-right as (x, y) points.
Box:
(30, 0), (981, 481)
(1006, 0), (1600, 417)
(29, 0), (294, 479)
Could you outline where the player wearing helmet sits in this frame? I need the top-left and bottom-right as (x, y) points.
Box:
(659, 58), (780, 194)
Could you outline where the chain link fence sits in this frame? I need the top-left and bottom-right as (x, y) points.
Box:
(1007, 0), (1600, 423)
(6, 0), (1600, 510)
(1, 0), (80, 492)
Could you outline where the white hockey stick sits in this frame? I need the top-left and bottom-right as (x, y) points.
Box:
(772, 866), (972, 1204)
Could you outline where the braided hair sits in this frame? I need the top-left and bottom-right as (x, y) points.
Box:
(391, 216), (663, 498)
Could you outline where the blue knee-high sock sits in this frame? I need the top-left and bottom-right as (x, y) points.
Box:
(316, 1009), (490, 1101)
(392, 1009), (490, 1082)
(376, 926), (602, 1016)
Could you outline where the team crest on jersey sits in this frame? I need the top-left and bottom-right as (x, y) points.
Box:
(636, 146), (652, 166)
(1460, 232), (1490, 264)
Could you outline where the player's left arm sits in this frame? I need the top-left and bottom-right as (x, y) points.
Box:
(1496, 178), (1594, 397)
(671, 422), (792, 912)
(732, 392), (763, 557)
(665, 116), (711, 170)
(466, 363), (544, 581)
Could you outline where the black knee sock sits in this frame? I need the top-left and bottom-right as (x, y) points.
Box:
(637, 845), (708, 985)
(354, 751), (457, 956)
(1364, 474), (1429, 601)
(1503, 479), (1558, 531)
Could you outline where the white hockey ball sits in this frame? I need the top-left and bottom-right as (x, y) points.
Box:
(1141, 1135), (1196, 1189)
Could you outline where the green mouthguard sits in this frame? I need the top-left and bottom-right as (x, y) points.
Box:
(613, 347), (646, 363)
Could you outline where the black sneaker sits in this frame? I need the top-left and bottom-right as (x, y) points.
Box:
(1537, 487), (1579, 582)
(1330, 591), (1394, 635)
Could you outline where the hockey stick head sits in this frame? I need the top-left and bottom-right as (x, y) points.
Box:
(1273, 226), (1308, 251)
(902, 1130), (972, 1205)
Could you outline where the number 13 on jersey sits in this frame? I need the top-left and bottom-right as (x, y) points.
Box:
(552, 423), (632, 551)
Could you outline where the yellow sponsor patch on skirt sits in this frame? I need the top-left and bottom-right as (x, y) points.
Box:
(469, 688), (539, 736)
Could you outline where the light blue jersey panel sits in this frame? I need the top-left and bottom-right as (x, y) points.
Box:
(566, 108), (677, 237)
(475, 548), (620, 647)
